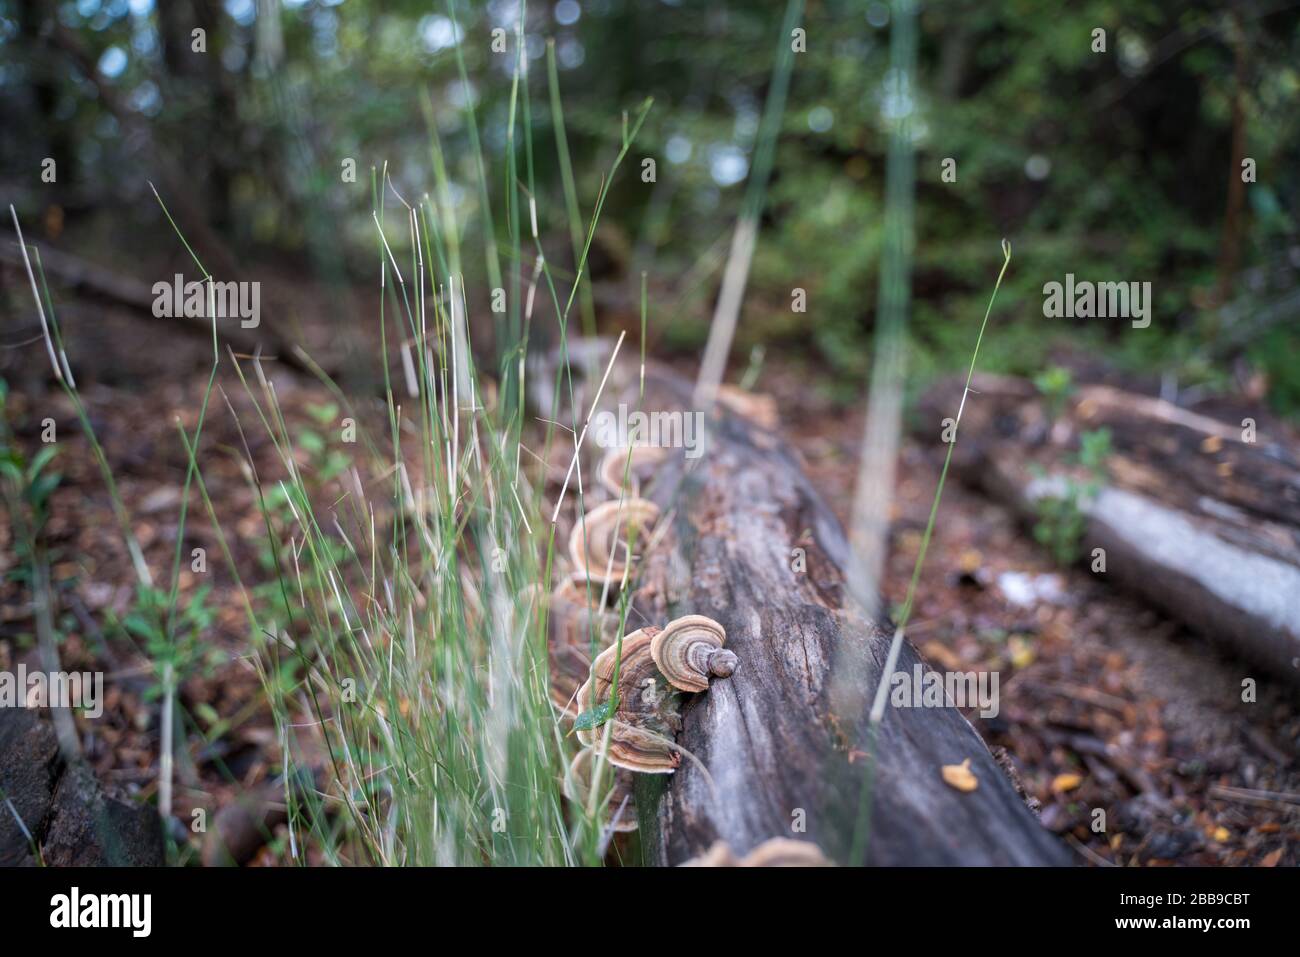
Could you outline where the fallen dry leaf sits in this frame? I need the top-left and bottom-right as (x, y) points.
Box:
(922, 640), (962, 671)
(1052, 772), (1083, 794)
(1008, 636), (1036, 669)
(1261, 847), (1284, 867)
(942, 758), (978, 792)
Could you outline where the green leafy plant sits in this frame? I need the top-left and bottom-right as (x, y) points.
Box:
(114, 583), (221, 703)
(1032, 426), (1112, 565)
(0, 378), (63, 658)
(1033, 365), (1075, 424)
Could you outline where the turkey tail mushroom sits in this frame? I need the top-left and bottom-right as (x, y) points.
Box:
(551, 573), (617, 644)
(563, 747), (638, 832)
(547, 574), (618, 715)
(574, 627), (660, 746)
(592, 626), (665, 705)
(716, 384), (779, 430)
(650, 614), (736, 692)
(739, 838), (833, 867)
(597, 445), (669, 498)
(567, 498), (659, 587)
(574, 626), (681, 773)
(602, 722), (681, 774)
(680, 837), (833, 867)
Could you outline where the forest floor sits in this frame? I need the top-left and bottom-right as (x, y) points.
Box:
(1, 276), (1296, 866)
(763, 355), (1299, 866)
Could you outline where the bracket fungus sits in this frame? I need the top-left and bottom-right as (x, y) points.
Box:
(740, 838), (833, 867)
(601, 723), (680, 774)
(574, 627), (658, 726)
(681, 838), (833, 867)
(716, 384), (779, 430)
(574, 626), (681, 773)
(547, 574), (621, 715)
(563, 747), (638, 832)
(597, 445), (669, 498)
(551, 638), (595, 717)
(551, 573), (618, 643)
(650, 614), (736, 692)
(567, 498), (660, 587)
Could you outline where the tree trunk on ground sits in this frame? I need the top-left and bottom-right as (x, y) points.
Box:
(0, 708), (164, 866)
(535, 343), (1071, 866)
(919, 374), (1300, 689)
(0, 242), (309, 374)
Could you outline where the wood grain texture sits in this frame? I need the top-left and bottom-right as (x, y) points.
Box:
(535, 346), (1070, 865)
(921, 374), (1300, 688)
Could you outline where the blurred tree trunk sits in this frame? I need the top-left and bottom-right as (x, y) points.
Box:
(48, 20), (242, 280)
(1216, 8), (1248, 306)
(156, 0), (239, 232)
(18, 0), (74, 194)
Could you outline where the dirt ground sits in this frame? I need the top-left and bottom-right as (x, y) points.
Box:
(1, 286), (1296, 866)
(763, 356), (1299, 866)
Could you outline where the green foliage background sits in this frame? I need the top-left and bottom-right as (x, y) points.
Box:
(3, 0), (1298, 410)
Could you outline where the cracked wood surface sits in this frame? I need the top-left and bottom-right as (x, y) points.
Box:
(535, 343), (1070, 865)
(921, 374), (1300, 688)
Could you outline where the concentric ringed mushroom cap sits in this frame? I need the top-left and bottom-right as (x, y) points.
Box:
(550, 638), (593, 716)
(679, 840), (740, 867)
(592, 626), (660, 694)
(597, 445), (670, 498)
(552, 572), (617, 630)
(567, 498), (660, 586)
(603, 721), (679, 774)
(573, 627), (681, 773)
(574, 628), (659, 746)
(738, 838), (833, 867)
(650, 614), (736, 692)
(716, 384), (779, 430)
(680, 838), (832, 866)
(573, 708), (681, 773)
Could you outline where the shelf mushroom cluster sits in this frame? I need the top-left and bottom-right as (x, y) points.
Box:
(681, 838), (833, 867)
(551, 448), (735, 833)
(563, 613), (734, 832)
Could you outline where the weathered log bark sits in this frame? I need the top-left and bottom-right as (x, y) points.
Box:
(920, 374), (1300, 688)
(0, 242), (309, 375)
(0, 708), (164, 866)
(535, 344), (1070, 866)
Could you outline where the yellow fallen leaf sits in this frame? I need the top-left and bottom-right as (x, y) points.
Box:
(1008, 636), (1036, 669)
(942, 758), (978, 793)
(1201, 435), (1223, 454)
(958, 549), (983, 573)
(1052, 772), (1083, 793)
(922, 640), (962, 672)
(1213, 826), (1230, 843)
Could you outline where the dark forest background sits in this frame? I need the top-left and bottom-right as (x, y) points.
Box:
(2, 0), (1299, 410)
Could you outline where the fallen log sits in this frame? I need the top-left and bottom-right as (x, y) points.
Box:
(0, 708), (163, 866)
(535, 344), (1070, 865)
(919, 374), (1300, 688)
(0, 242), (309, 374)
